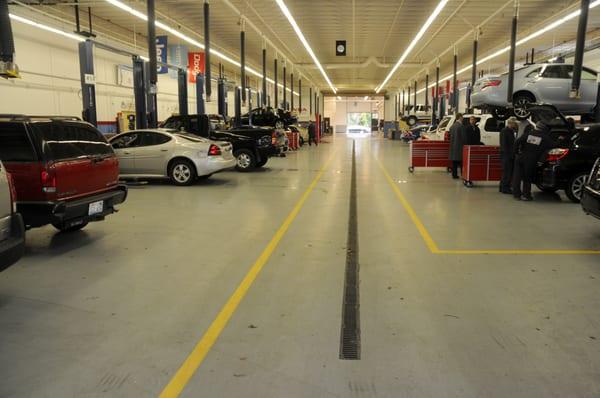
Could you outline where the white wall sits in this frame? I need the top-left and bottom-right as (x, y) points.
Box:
(0, 22), (235, 124)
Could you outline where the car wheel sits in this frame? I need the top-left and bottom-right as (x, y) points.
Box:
(275, 120), (284, 129)
(565, 172), (588, 203)
(235, 149), (256, 172)
(169, 159), (197, 186)
(491, 107), (512, 121)
(52, 222), (88, 232)
(513, 93), (535, 120)
(256, 159), (268, 168)
(407, 116), (418, 126)
(535, 183), (558, 193)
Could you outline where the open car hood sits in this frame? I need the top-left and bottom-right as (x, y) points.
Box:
(528, 103), (571, 130)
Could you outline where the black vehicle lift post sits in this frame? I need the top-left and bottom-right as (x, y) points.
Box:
(468, 30), (478, 111)
(203, 0), (212, 102)
(274, 57), (278, 109)
(453, 47), (458, 113)
(234, 86), (242, 127)
(414, 80), (417, 107)
(133, 56), (148, 129)
(196, 73), (205, 116)
(262, 41), (267, 107)
(217, 75), (227, 117)
(291, 71), (294, 111)
(425, 73), (429, 110)
(178, 69), (189, 116)
(434, 62), (440, 125)
(395, 93), (398, 122)
(283, 60), (287, 110)
(299, 79), (302, 112)
(146, 0), (158, 127)
(78, 40), (97, 126)
(240, 17), (246, 104)
(408, 84), (411, 109)
(507, 0), (518, 106)
(309, 87), (312, 117)
(401, 89), (405, 115)
(571, 0), (590, 99)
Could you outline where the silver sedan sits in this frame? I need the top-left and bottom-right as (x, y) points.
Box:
(471, 63), (598, 119)
(109, 129), (235, 186)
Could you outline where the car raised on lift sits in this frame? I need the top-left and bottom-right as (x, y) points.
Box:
(471, 63), (598, 120)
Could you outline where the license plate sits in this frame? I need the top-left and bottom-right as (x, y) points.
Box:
(88, 200), (104, 216)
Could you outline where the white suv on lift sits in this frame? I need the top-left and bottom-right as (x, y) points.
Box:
(421, 114), (506, 145)
(0, 161), (25, 271)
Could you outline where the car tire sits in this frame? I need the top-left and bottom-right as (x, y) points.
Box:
(299, 136), (305, 146)
(407, 116), (418, 126)
(52, 222), (88, 232)
(169, 159), (197, 186)
(535, 183), (558, 193)
(513, 93), (535, 120)
(235, 149), (256, 172)
(275, 120), (284, 129)
(491, 107), (512, 121)
(565, 172), (588, 203)
(256, 159), (268, 168)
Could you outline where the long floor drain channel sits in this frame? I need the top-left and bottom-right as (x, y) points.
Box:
(339, 140), (361, 360)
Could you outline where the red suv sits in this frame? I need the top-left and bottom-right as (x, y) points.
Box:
(0, 116), (127, 232)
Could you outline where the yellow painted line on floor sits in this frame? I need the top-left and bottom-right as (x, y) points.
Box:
(158, 152), (336, 398)
(376, 157), (441, 254)
(376, 157), (600, 255)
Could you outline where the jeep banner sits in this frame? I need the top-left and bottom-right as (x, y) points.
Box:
(188, 52), (205, 83)
(156, 35), (168, 74)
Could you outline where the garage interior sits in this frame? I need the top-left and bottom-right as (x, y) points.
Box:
(1, 1), (600, 397)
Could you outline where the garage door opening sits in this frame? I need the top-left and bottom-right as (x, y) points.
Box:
(346, 112), (372, 135)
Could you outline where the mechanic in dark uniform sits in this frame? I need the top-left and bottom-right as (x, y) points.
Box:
(499, 117), (518, 194)
(512, 121), (557, 201)
(308, 121), (317, 146)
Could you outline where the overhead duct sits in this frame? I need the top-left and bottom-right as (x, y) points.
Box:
(0, 0), (19, 78)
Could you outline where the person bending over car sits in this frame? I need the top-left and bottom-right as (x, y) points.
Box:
(512, 121), (557, 201)
(499, 117), (519, 194)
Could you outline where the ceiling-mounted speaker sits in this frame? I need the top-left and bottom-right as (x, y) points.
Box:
(336, 40), (346, 56)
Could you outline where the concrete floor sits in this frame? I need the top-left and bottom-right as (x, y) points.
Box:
(1, 135), (599, 398)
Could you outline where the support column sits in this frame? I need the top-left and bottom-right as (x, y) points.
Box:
(262, 45), (267, 106)
(203, 0), (212, 101)
(507, 1), (518, 104)
(217, 76), (226, 117)
(408, 85), (411, 108)
(196, 73), (205, 115)
(470, 33), (478, 110)
(291, 72), (294, 111)
(453, 48), (458, 112)
(132, 56), (147, 129)
(309, 87), (313, 117)
(234, 86), (242, 127)
(78, 40), (97, 126)
(274, 57), (278, 109)
(414, 80), (417, 106)
(434, 63), (440, 124)
(146, 0), (158, 127)
(299, 79), (302, 112)
(571, 0), (590, 98)
(401, 89), (405, 115)
(283, 61), (287, 110)
(240, 18), (246, 103)
(425, 73), (429, 109)
(178, 69), (189, 115)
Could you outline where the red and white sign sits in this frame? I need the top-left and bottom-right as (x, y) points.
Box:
(188, 52), (205, 83)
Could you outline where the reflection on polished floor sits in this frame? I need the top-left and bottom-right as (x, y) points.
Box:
(1, 134), (599, 398)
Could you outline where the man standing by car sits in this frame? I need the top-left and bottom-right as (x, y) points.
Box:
(308, 121), (317, 146)
(465, 116), (481, 145)
(499, 117), (518, 194)
(512, 121), (558, 201)
(449, 113), (466, 179)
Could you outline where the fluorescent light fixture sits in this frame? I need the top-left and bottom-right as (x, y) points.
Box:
(9, 13), (85, 42)
(337, 96), (342, 100)
(364, 96), (369, 101)
(375, 0), (448, 93)
(415, 0), (600, 94)
(274, 0), (337, 94)
(105, 0), (299, 96)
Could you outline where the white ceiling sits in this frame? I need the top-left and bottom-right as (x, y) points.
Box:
(9, 0), (600, 95)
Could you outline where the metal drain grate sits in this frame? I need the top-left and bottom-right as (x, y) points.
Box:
(340, 140), (361, 360)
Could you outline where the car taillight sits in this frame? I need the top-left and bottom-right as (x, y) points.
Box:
(444, 131), (450, 141)
(41, 167), (57, 193)
(546, 148), (569, 162)
(482, 80), (502, 89)
(208, 144), (221, 156)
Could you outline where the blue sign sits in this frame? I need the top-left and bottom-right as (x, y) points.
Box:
(168, 44), (188, 79)
(156, 36), (168, 74)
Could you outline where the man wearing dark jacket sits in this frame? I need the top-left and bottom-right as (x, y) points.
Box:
(465, 116), (481, 145)
(512, 121), (558, 201)
(449, 113), (466, 179)
(499, 117), (518, 194)
(308, 121), (317, 146)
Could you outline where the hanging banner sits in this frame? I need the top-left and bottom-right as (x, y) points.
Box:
(188, 52), (205, 83)
(168, 44), (188, 79)
(156, 35), (168, 74)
